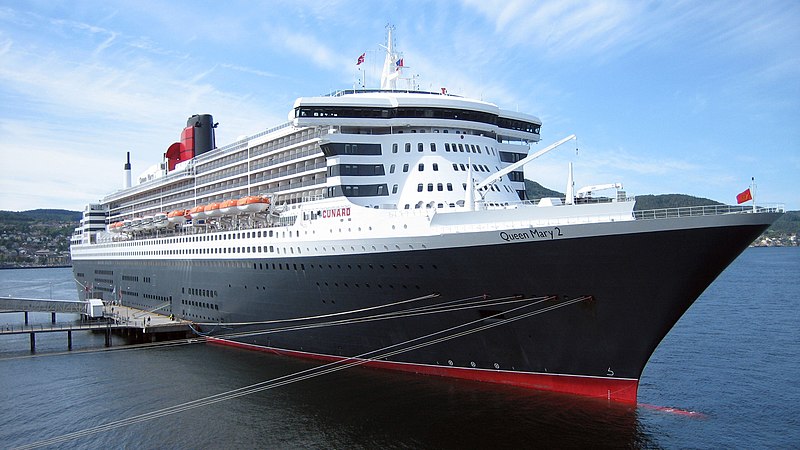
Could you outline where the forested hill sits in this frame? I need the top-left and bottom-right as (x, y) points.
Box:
(631, 194), (722, 210)
(0, 209), (82, 223)
(0, 209), (79, 267)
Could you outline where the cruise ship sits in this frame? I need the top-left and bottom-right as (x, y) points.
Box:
(70, 30), (782, 404)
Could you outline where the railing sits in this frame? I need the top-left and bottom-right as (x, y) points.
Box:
(0, 319), (117, 334)
(634, 204), (784, 220)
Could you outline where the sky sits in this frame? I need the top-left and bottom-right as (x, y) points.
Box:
(1, 0), (798, 212)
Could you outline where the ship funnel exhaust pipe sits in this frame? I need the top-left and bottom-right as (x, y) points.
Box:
(123, 151), (132, 189)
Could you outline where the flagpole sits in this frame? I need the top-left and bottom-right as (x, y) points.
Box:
(751, 176), (756, 213)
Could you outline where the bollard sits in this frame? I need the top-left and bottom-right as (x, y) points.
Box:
(30, 332), (35, 352)
(24, 311), (28, 325)
(67, 330), (72, 350)
(51, 312), (56, 324)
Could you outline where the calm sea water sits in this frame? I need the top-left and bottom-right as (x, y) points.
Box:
(0, 248), (798, 449)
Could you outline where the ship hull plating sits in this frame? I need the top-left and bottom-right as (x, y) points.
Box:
(73, 216), (774, 403)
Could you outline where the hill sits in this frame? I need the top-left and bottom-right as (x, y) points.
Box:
(0, 209), (79, 267)
(524, 180), (564, 199)
(765, 210), (800, 235)
(631, 194), (723, 211)
(0, 209), (82, 223)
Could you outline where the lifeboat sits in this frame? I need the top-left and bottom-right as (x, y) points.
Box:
(220, 199), (238, 215)
(107, 222), (123, 233)
(205, 202), (223, 218)
(131, 218), (143, 231)
(141, 216), (154, 230)
(122, 219), (133, 232)
(188, 205), (207, 220)
(237, 195), (270, 213)
(153, 213), (168, 228)
(168, 209), (188, 224)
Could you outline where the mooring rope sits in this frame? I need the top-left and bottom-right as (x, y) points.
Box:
(15, 295), (589, 449)
(210, 293), (543, 340)
(203, 292), (442, 327)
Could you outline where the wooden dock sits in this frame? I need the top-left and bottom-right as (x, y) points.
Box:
(0, 301), (194, 351)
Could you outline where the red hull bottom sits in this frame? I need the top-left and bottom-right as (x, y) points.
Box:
(207, 337), (639, 404)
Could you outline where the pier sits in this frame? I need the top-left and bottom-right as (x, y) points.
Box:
(0, 297), (194, 352)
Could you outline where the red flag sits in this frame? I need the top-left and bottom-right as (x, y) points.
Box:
(440, 87), (447, 94)
(356, 53), (365, 65)
(736, 188), (752, 204)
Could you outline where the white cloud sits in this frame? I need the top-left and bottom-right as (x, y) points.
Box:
(462, 0), (642, 57)
(265, 26), (339, 70)
(0, 38), (11, 55)
(0, 14), (287, 211)
(220, 63), (280, 79)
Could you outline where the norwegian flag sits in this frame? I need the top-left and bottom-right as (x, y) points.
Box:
(356, 53), (365, 65)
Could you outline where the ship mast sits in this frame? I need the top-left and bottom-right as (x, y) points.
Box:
(380, 25), (400, 90)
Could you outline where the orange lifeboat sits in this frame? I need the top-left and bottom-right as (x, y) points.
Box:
(188, 205), (207, 220)
(167, 209), (188, 224)
(205, 202), (223, 218)
(107, 222), (123, 233)
(220, 199), (238, 215)
(236, 195), (270, 213)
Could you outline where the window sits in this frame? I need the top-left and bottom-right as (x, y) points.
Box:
(405, 143), (411, 152)
(390, 164), (395, 174)
(403, 163), (409, 172)
(417, 183), (423, 192)
(320, 143), (381, 156)
(418, 163), (424, 171)
(447, 183), (453, 191)
(427, 183), (434, 192)
(418, 143), (424, 152)
(430, 143), (437, 152)
(331, 184), (390, 197)
(452, 163), (458, 171)
(508, 170), (525, 182)
(445, 143), (451, 152)
(437, 183), (443, 191)
(392, 184), (398, 194)
(499, 151), (526, 163)
(392, 143), (398, 153)
(432, 163), (439, 171)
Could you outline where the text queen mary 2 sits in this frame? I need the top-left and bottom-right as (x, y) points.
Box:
(70, 27), (782, 404)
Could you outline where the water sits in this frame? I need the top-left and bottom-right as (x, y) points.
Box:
(0, 248), (798, 449)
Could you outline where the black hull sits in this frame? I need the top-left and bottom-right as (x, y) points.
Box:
(73, 215), (775, 403)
